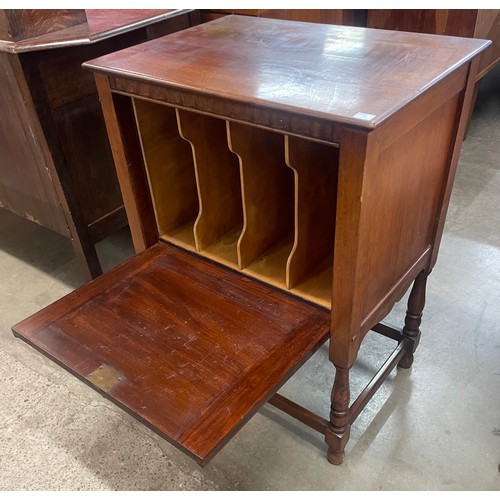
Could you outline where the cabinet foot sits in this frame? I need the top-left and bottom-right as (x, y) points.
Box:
(327, 447), (345, 465)
(325, 366), (350, 465)
(397, 352), (414, 369)
(326, 424), (350, 465)
(397, 270), (427, 369)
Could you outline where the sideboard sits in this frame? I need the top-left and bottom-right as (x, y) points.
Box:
(0, 9), (199, 280)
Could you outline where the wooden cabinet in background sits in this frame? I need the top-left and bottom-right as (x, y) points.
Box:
(368, 9), (500, 80)
(368, 10), (500, 128)
(13, 17), (489, 466)
(200, 9), (366, 26)
(0, 9), (199, 280)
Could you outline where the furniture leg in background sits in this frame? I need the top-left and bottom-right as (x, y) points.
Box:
(0, 9), (198, 279)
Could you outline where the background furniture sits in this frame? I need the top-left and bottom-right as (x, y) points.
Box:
(367, 10), (500, 81)
(13, 16), (489, 466)
(200, 9), (367, 26)
(367, 10), (500, 129)
(0, 9), (199, 280)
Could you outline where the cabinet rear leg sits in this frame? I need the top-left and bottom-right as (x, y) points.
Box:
(398, 270), (428, 369)
(325, 366), (350, 465)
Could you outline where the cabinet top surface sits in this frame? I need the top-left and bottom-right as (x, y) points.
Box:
(84, 15), (489, 129)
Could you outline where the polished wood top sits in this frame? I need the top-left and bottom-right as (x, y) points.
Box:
(0, 9), (191, 53)
(84, 15), (489, 129)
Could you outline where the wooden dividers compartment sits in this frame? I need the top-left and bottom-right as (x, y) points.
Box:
(285, 136), (338, 306)
(133, 99), (199, 249)
(132, 97), (339, 308)
(228, 122), (294, 287)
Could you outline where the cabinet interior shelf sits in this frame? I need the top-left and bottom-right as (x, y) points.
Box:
(133, 98), (339, 308)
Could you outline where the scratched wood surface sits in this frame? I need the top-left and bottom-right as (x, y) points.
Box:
(12, 242), (330, 464)
(84, 15), (488, 130)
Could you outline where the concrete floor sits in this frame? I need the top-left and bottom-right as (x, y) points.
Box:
(1, 66), (499, 491)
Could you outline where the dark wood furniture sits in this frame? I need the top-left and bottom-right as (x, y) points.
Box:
(13, 16), (489, 466)
(0, 9), (199, 280)
(367, 9), (500, 130)
(200, 9), (366, 27)
(368, 10), (500, 80)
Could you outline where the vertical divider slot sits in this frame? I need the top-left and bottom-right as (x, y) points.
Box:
(228, 121), (294, 284)
(285, 135), (339, 307)
(133, 98), (198, 249)
(177, 110), (243, 266)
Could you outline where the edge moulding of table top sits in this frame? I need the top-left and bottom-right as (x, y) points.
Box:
(12, 16), (490, 467)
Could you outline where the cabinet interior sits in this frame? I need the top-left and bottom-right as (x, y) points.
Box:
(133, 97), (339, 308)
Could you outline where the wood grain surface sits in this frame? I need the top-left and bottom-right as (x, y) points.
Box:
(228, 121), (293, 271)
(0, 9), (87, 42)
(13, 242), (330, 465)
(285, 136), (338, 290)
(84, 15), (489, 130)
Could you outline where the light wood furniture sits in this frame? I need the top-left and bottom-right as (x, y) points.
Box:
(13, 16), (490, 466)
(0, 9), (199, 280)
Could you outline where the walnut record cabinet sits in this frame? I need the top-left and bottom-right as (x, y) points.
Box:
(13, 17), (490, 465)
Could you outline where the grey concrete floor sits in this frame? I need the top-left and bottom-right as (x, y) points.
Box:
(1, 67), (500, 491)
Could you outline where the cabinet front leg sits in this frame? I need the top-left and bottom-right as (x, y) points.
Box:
(325, 366), (350, 465)
(398, 270), (428, 369)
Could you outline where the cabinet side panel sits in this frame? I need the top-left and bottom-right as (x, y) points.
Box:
(22, 35), (146, 233)
(0, 52), (69, 235)
(0, 11), (13, 40)
(358, 93), (460, 326)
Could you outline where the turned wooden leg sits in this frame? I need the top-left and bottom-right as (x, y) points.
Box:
(325, 366), (350, 465)
(398, 270), (428, 369)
